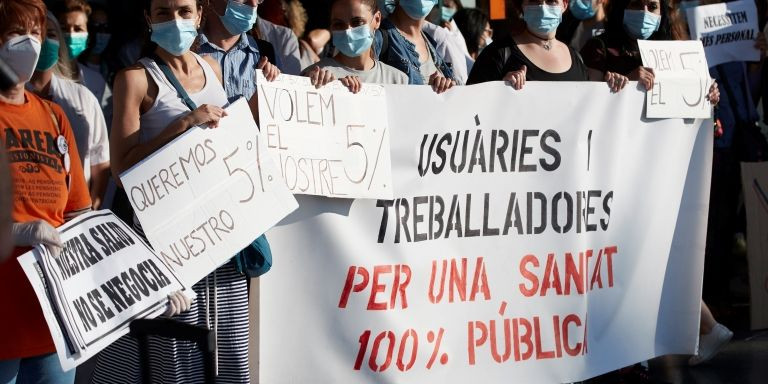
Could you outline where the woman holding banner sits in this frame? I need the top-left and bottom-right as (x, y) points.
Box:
(466, 0), (606, 88)
(91, 0), (250, 382)
(580, 0), (674, 89)
(301, 0), (408, 91)
(376, 0), (456, 92)
(0, 0), (92, 382)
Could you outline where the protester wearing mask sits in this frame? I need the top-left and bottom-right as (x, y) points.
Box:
(53, 0), (111, 112)
(198, 0), (280, 106)
(467, 0), (591, 88)
(375, 0), (456, 92)
(422, 0), (472, 84)
(580, 0), (669, 90)
(302, 0), (408, 92)
(453, 7), (493, 60)
(0, 1), (92, 382)
(90, 0), (249, 382)
(81, 4), (113, 83)
(579, 0), (721, 95)
(27, 12), (110, 211)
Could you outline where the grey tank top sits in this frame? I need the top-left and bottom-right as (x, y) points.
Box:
(137, 52), (228, 144)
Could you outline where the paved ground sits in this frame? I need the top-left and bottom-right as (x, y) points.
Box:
(650, 330), (768, 384)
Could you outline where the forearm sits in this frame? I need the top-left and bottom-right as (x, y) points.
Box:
(112, 114), (195, 179)
(89, 162), (110, 209)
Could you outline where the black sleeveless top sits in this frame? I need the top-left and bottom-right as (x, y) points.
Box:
(467, 35), (589, 84)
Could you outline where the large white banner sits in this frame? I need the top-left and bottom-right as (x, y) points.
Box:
(688, 0), (760, 67)
(18, 211), (184, 370)
(256, 72), (394, 199)
(121, 99), (298, 287)
(638, 40), (713, 119)
(260, 82), (711, 383)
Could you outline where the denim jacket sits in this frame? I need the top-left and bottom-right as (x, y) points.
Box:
(374, 19), (454, 85)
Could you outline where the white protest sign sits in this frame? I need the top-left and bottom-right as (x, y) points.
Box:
(740, 162), (768, 330)
(121, 98), (298, 287)
(256, 72), (393, 199)
(260, 82), (710, 383)
(638, 40), (712, 119)
(688, 0), (760, 67)
(18, 211), (184, 370)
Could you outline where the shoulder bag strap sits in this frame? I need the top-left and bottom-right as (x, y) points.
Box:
(151, 53), (198, 111)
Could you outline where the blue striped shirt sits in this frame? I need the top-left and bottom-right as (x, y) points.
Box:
(197, 33), (262, 102)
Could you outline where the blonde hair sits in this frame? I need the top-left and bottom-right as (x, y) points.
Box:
(284, 0), (307, 38)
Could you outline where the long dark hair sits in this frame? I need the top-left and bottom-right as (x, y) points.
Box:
(453, 8), (489, 56)
(604, 0), (673, 41)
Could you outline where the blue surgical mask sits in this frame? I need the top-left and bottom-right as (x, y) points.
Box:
(377, 0), (396, 17)
(92, 32), (110, 55)
(623, 9), (660, 40)
(679, 1), (700, 22)
(333, 24), (374, 57)
(64, 32), (88, 58)
(151, 19), (198, 56)
(570, 0), (596, 20)
(523, 5), (562, 36)
(441, 6), (457, 21)
(400, 0), (438, 20)
(219, 0), (258, 35)
(36, 38), (60, 72)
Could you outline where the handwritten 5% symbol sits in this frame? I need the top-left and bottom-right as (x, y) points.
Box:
(353, 328), (448, 373)
(222, 138), (266, 204)
(344, 124), (388, 191)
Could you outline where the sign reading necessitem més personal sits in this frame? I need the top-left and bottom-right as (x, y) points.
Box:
(18, 210), (184, 370)
(687, 0), (760, 67)
(638, 40), (713, 119)
(256, 72), (394, 199)
(120, 98), (298, 287)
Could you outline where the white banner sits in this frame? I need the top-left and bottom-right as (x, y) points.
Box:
(688, 0), (760, 67)
(256, 72), (394, 199)
(638, 40), (713, 119)
(121, 99), (298, 287)
(260, 82), (711, 383)
(18, 211), (184, 370)
(740, 162), (768, 330)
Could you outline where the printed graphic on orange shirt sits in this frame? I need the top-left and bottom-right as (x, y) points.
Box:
(3, 127), (66, 206)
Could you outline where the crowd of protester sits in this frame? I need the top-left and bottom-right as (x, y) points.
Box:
(0, 0), (766, 383)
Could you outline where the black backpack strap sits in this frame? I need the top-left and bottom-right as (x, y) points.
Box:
(151, 53), (198, 111)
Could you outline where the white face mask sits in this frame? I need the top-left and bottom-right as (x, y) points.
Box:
(0, 35), (41, 83)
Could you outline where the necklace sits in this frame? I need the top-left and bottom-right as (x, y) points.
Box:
(527, 29), (555, 51)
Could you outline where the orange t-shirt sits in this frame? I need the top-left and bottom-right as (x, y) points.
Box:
(0, 91), (91, 359)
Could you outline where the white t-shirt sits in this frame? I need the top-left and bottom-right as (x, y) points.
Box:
(49, 75), (110, 184)
(302, 57), (408, 85)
